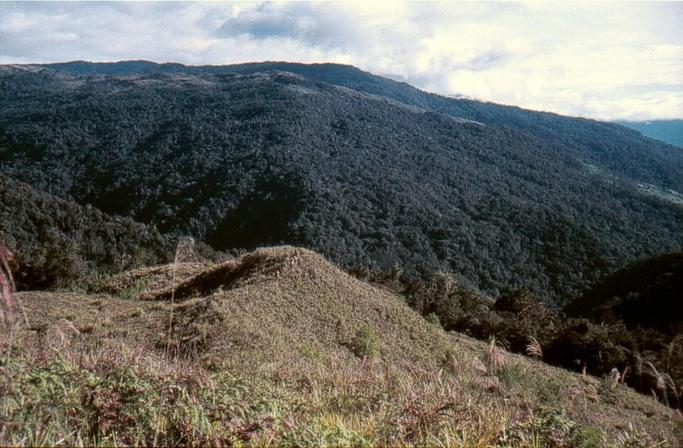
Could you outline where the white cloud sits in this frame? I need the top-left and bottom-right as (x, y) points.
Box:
(0, 1), (681, 120)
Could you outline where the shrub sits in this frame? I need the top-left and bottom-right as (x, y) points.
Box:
(425, 312), (442, 329)
(350, 325), (380, 360)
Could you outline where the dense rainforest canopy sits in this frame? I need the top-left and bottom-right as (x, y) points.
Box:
(1, 61), (681, 306)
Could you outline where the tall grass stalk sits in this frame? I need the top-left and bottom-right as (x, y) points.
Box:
(165, 237), (195, 356)
(1, 240), (27, 359)
(0, 240), (25, 325)
(525, 337), (543, 360)
(157, 237), (195, 444)
(1, 238), (28, 437)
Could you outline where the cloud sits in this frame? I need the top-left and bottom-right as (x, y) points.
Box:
(0, 1), (681, 120)
(216, 3), (353, 45)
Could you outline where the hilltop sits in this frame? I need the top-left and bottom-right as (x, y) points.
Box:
(2, 246), (680, 446)
(1, 61), (682, 306)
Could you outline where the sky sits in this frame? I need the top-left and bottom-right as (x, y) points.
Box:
(0, 1), (682, 120)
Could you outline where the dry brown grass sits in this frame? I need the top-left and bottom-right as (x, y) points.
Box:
(96, 261), (210, 296)
(1, 246), (681, 446)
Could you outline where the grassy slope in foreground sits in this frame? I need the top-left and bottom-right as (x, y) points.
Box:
(2, 246), (681, 446)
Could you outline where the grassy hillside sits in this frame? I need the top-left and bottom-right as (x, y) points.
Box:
(1, 63), (682, 306)
(1, 246), (681, 446)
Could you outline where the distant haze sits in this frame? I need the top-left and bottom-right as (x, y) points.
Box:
(617, 120), (683, 148)
(1, 1), (682, 120)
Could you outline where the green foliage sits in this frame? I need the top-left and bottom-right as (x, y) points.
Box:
(350, 325), (380, 360)
(116, 278), (150, 300)
(0, 176), (222, 290)
(283, 420), (372, 447)
(498, 364), (559, 404)
(503, 409), (608, 448)
(425, 312), (442, 329)
(565, 251), (683, 335)
(2, 63), (682, 304)
(300, 344), (322, 361)
(0, 176), (177, 290)
(572, 425), (606, 448)
(0, 358), (291, 446)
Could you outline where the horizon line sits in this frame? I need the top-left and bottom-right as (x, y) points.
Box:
(4, 58), (682, 123)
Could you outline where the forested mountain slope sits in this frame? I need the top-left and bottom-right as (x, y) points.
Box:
(0, 175), (176, 288)
(1, 62), (682, 305)
(45, 61), (683, 192)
